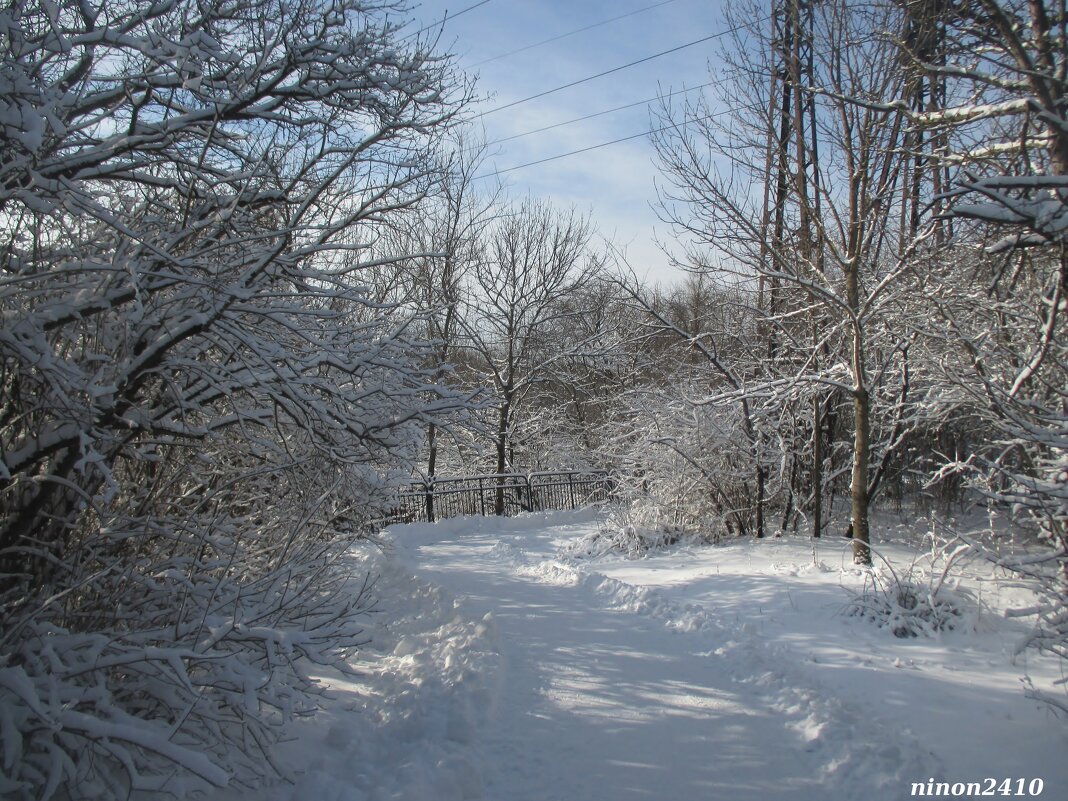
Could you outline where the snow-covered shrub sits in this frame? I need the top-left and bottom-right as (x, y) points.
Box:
(916, 232), (1068, 656)
(563, 503), (689, 559)
(0, 546), (377, 798)
(908, 197), (1068, 698)
(996, 458), (1068, 691)
(846, 539), (974, 638)
(0, 0), (468, 796)
(606, 382), (768, 542)
(848, 574), (967, 638)
(898, 0), (1068, 704)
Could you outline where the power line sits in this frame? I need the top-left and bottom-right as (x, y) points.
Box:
(478, 18), (759, 118)
(489, 83), (713, 146)
(404, 0), (495, 40)
(475, 106), (750, 181)
(469, 0), (679, 68)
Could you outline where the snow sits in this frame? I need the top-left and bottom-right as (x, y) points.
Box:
(205, 509), (1068, 801)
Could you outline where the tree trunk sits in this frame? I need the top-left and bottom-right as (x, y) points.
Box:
(755, 462), (766, 538)
(811, 394), (824, 539)
(851, 385), (872, 565)
(494, 400), (510, 515)
(426, 422), (438, 522)
(846, 227), (872, 564)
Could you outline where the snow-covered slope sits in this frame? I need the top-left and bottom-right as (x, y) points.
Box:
(206, 509), (1068, 801)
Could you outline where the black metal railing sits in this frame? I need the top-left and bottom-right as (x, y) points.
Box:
(386, 470), (613, 523)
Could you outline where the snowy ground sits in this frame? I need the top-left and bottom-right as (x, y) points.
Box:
(207, 508), (1068, 801)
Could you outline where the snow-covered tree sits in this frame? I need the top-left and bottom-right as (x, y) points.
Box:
(518, 276), (645, 471)
(0, 0), (469, 795)
(377, 133), (502, 499)
(901, 0), (1068, 696)
(609, 273), (773, 539)
(457, 199), (601, 511)
(652, 0), (924, 561)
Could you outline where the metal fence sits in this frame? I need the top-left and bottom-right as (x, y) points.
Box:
(386, 470), (613, 523)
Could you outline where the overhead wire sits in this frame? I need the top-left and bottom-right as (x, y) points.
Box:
(475, 103), (758, 181)
(488, 83), (713, 145)
(478, 30), (728, 117)
(478, 11), (768, 119)
(403, 0), (496, 40)
(468, 0), (680, 68)
(405, 3), (766, 185)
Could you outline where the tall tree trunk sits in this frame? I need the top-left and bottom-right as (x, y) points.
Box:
(494, 399), (510, 515)
(811, 394), (824, 539)
(426, 421), (438, 522)
(851, 383), (872, 565)
(756, 464), (767, 539)
(846, 252), (872, 564)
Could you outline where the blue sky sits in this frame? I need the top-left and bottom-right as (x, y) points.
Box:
(402, 0), (732, 284)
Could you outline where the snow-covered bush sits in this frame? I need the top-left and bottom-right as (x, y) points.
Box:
(846, 539), (974, 639)
(605, 381), (770, 542)
(0, 547), (377, 797)
(0, 0), (468, 796)
(995, 448), (1068, 672)
(916, 221), (1067, 662)
(563, 503), (690, 559)
(848, 574), (968, 638)
(895, 0), (1068, 705)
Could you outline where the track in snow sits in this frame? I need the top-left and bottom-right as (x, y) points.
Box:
(393, 511), (933, 801)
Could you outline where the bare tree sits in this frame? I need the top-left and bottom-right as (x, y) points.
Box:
(903, 0), (1068, 700)
(613, 271), (772, 538)
(652, 0), (920, 563)
(459, 199), (599, 512)
(0, 0), (469, 794)
(371, 133), (502, 514)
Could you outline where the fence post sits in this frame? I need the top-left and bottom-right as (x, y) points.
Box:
(494, 473), (505, 516)
(522, 474), (533, 512)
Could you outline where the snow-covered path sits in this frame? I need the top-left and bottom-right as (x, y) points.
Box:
(391, 511), (938, 801)
(402, 518), (821, 800)
(208, 508), (1067, 801)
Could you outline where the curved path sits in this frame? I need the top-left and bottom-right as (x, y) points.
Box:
(394, 512), (908, 801)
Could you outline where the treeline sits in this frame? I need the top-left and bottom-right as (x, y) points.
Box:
(0, 0), (475, 796)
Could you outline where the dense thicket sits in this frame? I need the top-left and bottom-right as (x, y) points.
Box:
(634, 0), (1065, 696)
(0, 0), (469, 795)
